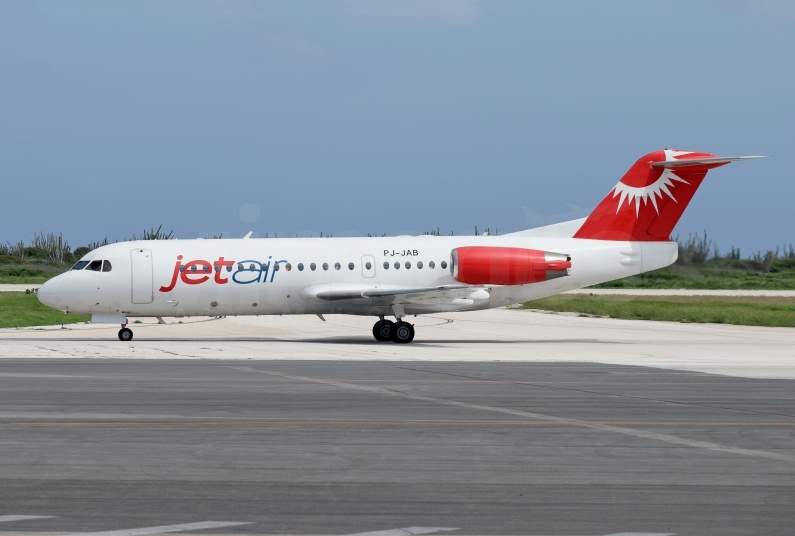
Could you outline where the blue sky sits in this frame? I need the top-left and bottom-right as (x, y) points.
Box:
(1, 0), (793, 254)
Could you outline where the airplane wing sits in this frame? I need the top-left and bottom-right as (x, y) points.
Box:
(302, 284), (491, 306)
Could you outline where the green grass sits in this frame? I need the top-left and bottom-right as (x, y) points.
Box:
(519, 294), (795, 328)
(591, 257), (795, 290)
(0, 264), (68, 284)
(0, 292), (89, 328)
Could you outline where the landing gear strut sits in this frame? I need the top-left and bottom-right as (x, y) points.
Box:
(372, 318), (414, 344)
(118, 327), (133, 341)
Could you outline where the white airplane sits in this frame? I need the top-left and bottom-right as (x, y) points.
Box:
(38, 149), (762, 343)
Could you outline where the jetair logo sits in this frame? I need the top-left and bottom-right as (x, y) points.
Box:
(159, 255), (289, 292)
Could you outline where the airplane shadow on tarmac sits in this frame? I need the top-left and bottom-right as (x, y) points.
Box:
(2, 336), (609, 345)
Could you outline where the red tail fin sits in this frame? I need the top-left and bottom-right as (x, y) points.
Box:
(573, 150), (762, 241)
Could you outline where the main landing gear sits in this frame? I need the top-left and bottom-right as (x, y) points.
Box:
(372, 318), (415, 344)
(118, 327), (133, 341)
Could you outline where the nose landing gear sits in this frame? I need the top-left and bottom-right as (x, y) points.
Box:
(118, 327), (133, 341)
(372, 318), (415, 343)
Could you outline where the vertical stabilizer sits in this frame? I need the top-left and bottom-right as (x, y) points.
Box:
(573, 150), (763, 241)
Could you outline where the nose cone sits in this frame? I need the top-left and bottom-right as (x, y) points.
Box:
(37, 277), (62, 308)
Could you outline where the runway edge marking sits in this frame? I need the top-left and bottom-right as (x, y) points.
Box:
(227, 366), (795, 465)
(0, 515), (56, 522)
(61, 521), (251, 536)
(344, 527), (458, 536)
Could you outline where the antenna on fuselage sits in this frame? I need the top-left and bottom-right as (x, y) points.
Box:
(243, 231), (253, 239)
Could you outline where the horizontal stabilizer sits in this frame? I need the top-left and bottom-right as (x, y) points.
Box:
(650, 155), (767, 168)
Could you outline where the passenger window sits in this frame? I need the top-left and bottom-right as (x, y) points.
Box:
(249, 264), (256, 271)
(441, 261), (448, 269)
(298, 263), (304, 271)
(71, 261), (90, 271)
(348, 262), (354, 270)
(366, 262), (372, 270)
(323, 263), (329, 271)
(87, 260), (103, 271)
(417, 261), (423, 269)
(204, 265), (211, 273)
(274, 263), (280, 271)
(226, 265), (233, 272)
(237, 263), (243, 271)
(383, 262), (389, 269)
(180, 266), (185, 272)
(405, 261), (411, 269)
(310, 263), (317, 271)
(334, 262), (341, 270)
(394, 261), (400, 269)
(102, 260), (112, 272)
(285, 263), (292, 271)
(429, 261), (435, 269)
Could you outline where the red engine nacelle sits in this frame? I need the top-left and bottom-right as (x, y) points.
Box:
(451, 247), (571, 285)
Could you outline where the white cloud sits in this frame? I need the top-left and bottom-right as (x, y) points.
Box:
(340, 0), (480, 24)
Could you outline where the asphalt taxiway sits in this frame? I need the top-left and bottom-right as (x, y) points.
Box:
(0, 310), (793, 535)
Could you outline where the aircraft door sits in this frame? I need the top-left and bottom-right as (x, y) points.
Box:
(131, 249), (154, 304)
(361, 255), (375, 278)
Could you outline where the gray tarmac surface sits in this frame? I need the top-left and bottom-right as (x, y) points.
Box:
(1, 359), (794, 536)
(3, 309), (795, 379)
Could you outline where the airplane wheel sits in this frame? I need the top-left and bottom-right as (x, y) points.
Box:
(391, 321), (414, 344)
(118, 328), (133, 342)
(372, 319), (394, 341)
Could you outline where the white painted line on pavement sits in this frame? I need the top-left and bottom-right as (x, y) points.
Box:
(345, 528), (458, 536)
(0, 515), (55, 522)
(604, 533), (676, 536)
(63, 521), (251, 536)
(231, 366), (795, 465)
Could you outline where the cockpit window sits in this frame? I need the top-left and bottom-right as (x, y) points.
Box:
(102, 260), (112, 272)
(87, 260), (103, 271)
(71, 261), (90, 271)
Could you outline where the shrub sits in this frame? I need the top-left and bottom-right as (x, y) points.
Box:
(73, 246), (91, 259)
(676, 231), (713, 265)
(30, 232), (71, 265)
(0, 255), (23, 265)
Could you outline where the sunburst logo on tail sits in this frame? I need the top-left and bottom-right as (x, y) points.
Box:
(611, 150), (692, 216)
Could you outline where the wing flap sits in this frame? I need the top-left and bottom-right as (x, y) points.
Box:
(306, 284), (491, 306)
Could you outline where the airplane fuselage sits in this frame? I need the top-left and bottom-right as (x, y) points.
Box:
(38, 235), (676, 318)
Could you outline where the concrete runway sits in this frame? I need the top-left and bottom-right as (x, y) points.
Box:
(0, 310), (794, 535)
(1, 308), (794, 378)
